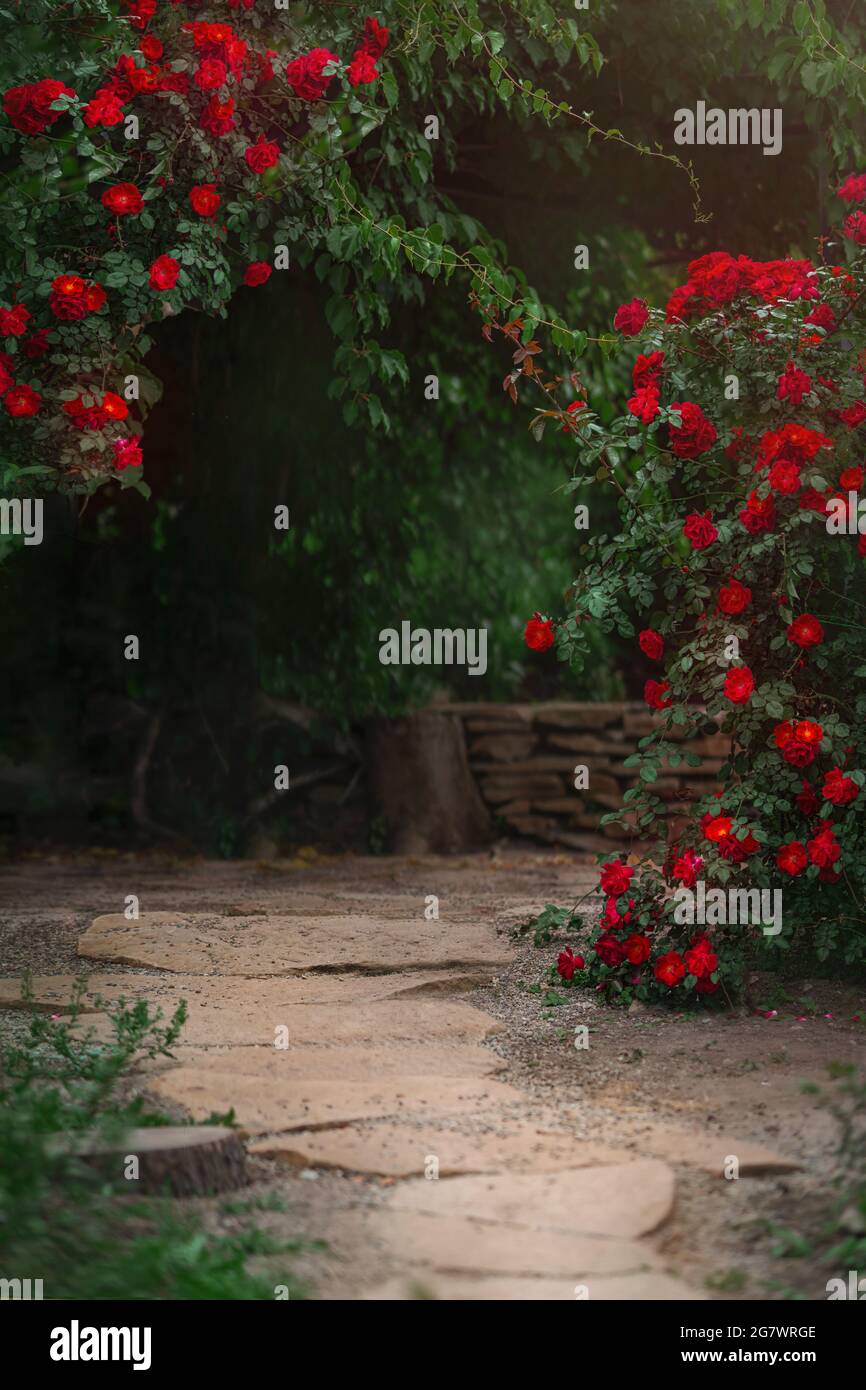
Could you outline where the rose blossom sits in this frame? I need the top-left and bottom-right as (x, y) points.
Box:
(723, 665), (754, 704)
(243, 261), (272, 287)
(638, 629), (664, 660)
(524, 612), (555, 651)
(613, 298), (649, 335)
(149, 255), (180, 291)
(786, 614), (824, 649)
(654, 951), (686, 987)
(683, 511), (718, 549)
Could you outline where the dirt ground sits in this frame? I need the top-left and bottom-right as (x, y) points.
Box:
(1, 846), (863, 1301)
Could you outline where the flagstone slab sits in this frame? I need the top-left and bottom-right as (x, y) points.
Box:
(68, 996), (503, 1049)
(622, 1123), (802, 1178)
(386, 1160), (675, 1240)
(250, 1122), (627, 1176)
(0, 971), (492, 1042)
(155, 1043), (503, 1080)
(361, 1271), (705, 1300)
(147, 1066), (524, 1135)
(77, 912), (514, 975)
(360, 1207), (664, 1279)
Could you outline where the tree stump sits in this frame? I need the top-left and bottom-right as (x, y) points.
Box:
(367, 710), (492, 854)
(49, 1126), (248, 1197)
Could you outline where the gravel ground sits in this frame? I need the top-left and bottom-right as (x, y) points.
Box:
(1, 849), (864, 1301)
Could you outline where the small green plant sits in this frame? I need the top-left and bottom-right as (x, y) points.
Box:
(705, 1268), (748, 1293)
(0, 981), (309, 1299)
(520, 903), (574, 948)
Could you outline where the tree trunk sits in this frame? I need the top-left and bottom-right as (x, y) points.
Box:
(51, 1126), (248, 1197)
(367, 711), (492, 854)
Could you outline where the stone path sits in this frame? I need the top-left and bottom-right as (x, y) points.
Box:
(0, 852), (810, 1300)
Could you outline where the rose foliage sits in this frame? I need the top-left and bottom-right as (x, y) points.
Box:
(0, 0), (606, 498)
(528, 195), (866, 1004)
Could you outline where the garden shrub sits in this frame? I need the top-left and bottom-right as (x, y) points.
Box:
(525, 191), (866, 1002)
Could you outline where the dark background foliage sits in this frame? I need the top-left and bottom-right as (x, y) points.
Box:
(2, 0), (865, 851)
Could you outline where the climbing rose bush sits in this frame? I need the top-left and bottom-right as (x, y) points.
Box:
(0, 3), (389, 492)
(529, 189), (866, 1005)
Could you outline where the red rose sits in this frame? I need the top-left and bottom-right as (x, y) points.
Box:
(643, 678), (672, 711)
(140, 36), (163, 62)
(701, 811), (758, 862)
(347, 50), (379, 87)
(804, 302), (836, 333)
(189, 183), (221, 217)
(776, 361), (812, 406)
(839, 464), (864, 490)
(703, 813), (732, 843)
(682, 511), (718, 550)
(627, 383), (661, 424)
(83, 87), (124, 128)
(774, 718), (823, 767)
(822, 767), (859, 806)
(4, 78), (75, 135)
(838, 173), (866, 204)
(561, 400), (586, 432)
(668, 402), (717, 458)
(64, 395), (106, 431)
(200, 95), (236, 136)
(286, 48), (340, 101)
(696, 977), (719, 995)
(194, 58), (228, 91)
(49, 274), (88, 320)
(717, 577), (752, 616)
(601, 896), (624, 930)
(632, 350), (664, 389)
(101, 182), (143, 216)
(672, 848), (702, 888)
(638, 628), (664, 661)
(776, 841), (808, 876)
(244, 137), (280, 174)
(654, 950), (686, 988)
(124, 0), (156, 28)
(795, 780), (818, 816)
(149, 255), (180, 291)
(0, 360), (13, 394)
(684, 935), (718, 979)
(739, 490), (775, 534)
(613, 298), (649, 335)
(799, 487), (830, 515)
(128, 65), (159, 95)
(808, 826), (841, 868)
(359, 16), (390, 58)
(524, 612), (555, 652)
(600, 861), (633, 897)
(0, 304), (29, 337)
(768, 460), (801, 495)
(786, 614), (824, 649)
(85, 283), (106, 312)
(839, 401), (866, 428)
(759, 423), (831, 466)
(623, 932), (651, 966)
(243, 261), (272, 287)
(113, 436), (143, 471)
(782, 742), (818, 768)
(723, 665), (754, 705)
(793, 719), (824, 746)
(723, 831), (757, 863)
(557, 947), (585, 981)
(158, 72), (189, 96)
(101, 392), (128, 421)
(4, 384), (42, 417)
(595, 932), (626, 967)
